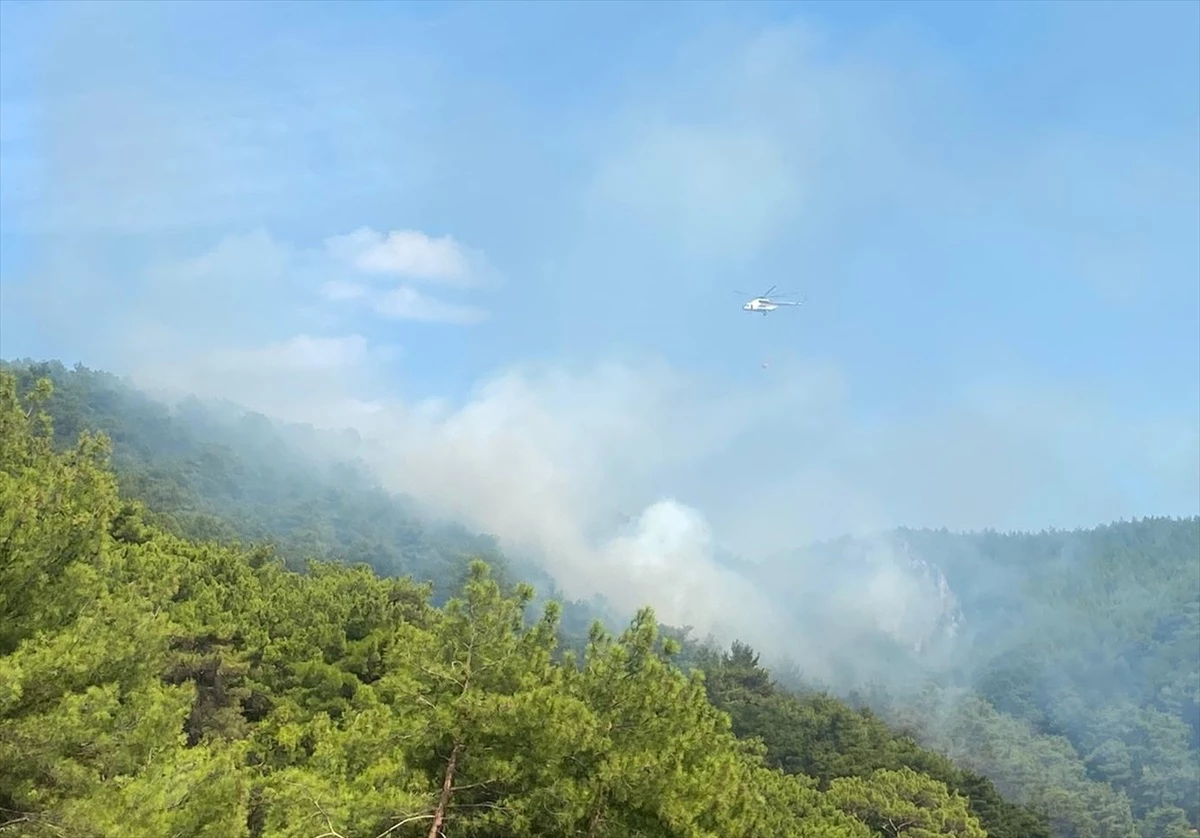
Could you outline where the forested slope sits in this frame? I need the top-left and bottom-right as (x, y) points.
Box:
(0, 361), (504, 591)
(696, 643), (1054, 838)
(0, 368), (1014, 835)
(5, 359), (1197, 837)
(0, 360), (610, 639)
(896, 523), (1200, 834)
(754, 519), (1200, 837)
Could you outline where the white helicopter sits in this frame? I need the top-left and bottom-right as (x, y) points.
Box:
(736, 285), (804, 315)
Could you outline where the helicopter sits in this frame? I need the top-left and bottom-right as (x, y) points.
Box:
(735, 285), (804, 315)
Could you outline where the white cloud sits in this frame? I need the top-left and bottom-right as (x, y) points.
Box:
(317, 227), (497, 323)
(127, 227), (496, 347)
(372, 286), (489, 325)
(325, 227), (492, 287)
(320, 280), (369, 301)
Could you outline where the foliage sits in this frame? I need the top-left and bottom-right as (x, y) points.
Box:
(2, 369), (991, 836)
(896, 522), (1200, 833)
(0, 360), (513, 602)
(699, 643), (1054, 838)
(6, 359), (1197, 838)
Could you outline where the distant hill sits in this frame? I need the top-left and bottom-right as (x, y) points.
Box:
(748, 520), (1199, 834)
(892, 520), (1200, 832)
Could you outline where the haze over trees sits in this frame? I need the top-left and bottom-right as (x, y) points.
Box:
(2, 360), (1197, 838)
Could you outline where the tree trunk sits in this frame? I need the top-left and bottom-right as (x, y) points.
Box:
(427, 740), (462, 838)
(586, 808), (603, 838)
(586, 789), (606, 838)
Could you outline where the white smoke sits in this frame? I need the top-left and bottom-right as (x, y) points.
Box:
(133, 344), (958, 671)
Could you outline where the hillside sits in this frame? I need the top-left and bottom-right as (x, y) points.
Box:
(0, 367), (1043, 836)
(750, 522), (1200, 835)
(0, 361), (509, 590)
(4, 360), (1198, 837)
(0, 360), (614, 641)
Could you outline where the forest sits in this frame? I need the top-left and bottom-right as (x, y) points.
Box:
(1, 360), (1197, 838)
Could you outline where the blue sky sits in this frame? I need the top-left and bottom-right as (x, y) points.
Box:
(0, 0), (1197, 638)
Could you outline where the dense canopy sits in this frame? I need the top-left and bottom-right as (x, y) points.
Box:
(2, 361), (1196, 838)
